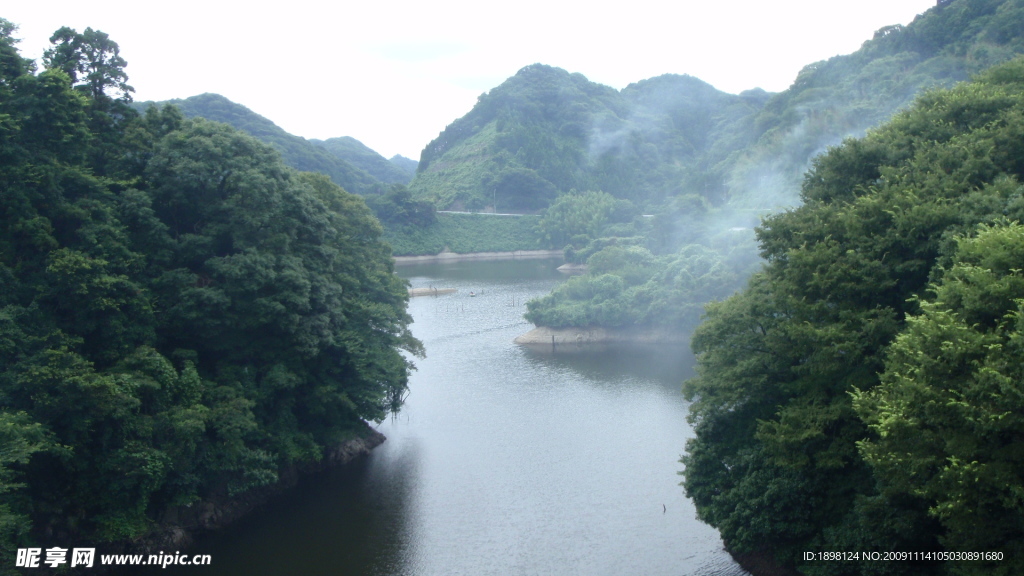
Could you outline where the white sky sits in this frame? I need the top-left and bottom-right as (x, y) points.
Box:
(4, 1), (936, 159)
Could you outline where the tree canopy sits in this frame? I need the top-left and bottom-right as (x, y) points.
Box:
(0, 20), (419, 565)
(681, 56), (1024, 576)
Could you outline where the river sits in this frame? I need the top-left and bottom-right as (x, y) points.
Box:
(146, 258), (746, 576)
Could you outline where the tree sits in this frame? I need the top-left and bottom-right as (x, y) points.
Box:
(535, 190), (617, 247)
(490, 167), (557, 212)
(854, 222), (1024, 576)
(43, 27), (133, 101)
(0, 25), (420, 557)
(682, 57), (1024, 575)
(0, 19), (33, 84)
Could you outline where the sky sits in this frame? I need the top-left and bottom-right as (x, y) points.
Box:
(4, 1), (938, 160)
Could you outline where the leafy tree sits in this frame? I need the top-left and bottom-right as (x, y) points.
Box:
(0, 25), (420, 562)
(854, 222), (1024, 576)
(43, 26), (133, 101)
(489, 166), (558, 211)
(682, 56), (1024, 575)
(365, 184), (437, 227)
(136, 93), (387, 196)
(535, 190), (617, 247)
(525, 243), (745, 330)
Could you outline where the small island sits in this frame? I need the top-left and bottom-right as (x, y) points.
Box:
(515, 240), (756, 347)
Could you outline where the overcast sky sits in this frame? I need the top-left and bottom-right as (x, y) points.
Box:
(5, 1), (937, 159)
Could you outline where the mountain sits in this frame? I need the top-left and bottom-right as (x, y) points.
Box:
(389, 154), (418, 178)
(725, 0), (1024, 207)
(410, 0), (1024, 212)
(410, 65), (762, 212)
(134, 93), (387, 195)
(310, 136), (415, 185)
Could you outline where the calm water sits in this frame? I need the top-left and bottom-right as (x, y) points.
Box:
(147, 259), (746, 576)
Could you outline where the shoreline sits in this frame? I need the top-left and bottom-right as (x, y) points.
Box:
(393, 249), (563, 265)
(408, 287), (458, 297)
(117, 424), (386, 565)
(514, 326), (689, 347)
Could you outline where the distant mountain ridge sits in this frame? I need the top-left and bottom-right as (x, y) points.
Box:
(410, 67), (763, 212)
(405, 64), (779, 211)
(136, 1), (1024, 215)
(309, 136), (415, 185)
(134, 93), (415, 194)
(410, 0), (1024, 212)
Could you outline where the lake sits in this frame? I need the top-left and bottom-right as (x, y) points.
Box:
(145, 258), (746, 576)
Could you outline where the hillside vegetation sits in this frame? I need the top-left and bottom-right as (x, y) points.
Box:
(310, 136), (416, 185)
(413, 0), (1024, 215)
(412, 69), (763, 211)
(0, 22), (418, 565)
(519, 0), (1024, 334)
(384, 213), (544, 256)
(135, 93), (390, 196)
(683, 57), (1024, 576)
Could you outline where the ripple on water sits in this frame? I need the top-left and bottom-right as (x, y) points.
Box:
(139, 259), (748, 576)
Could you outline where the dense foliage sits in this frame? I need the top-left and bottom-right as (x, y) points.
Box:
(855, 222), (1024, 570)
(0, 21), (419, 565)
(533, 190), (621, 249)
(364, 185), (437, 228)
(681, 58), (1024, 576)
(524, 189), (761, 331)
(382, 212), (545, 256)
(525, 242), (755, 330)
(388, 154), (418, 179)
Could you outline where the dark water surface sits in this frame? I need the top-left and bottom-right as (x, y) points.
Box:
(145, 259), (746, 576)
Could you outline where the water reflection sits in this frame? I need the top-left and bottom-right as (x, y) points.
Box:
(133, 259), (745, 576)
(520, 343), (696, 387)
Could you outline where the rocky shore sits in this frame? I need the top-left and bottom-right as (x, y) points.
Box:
(123, 424), (386, 560)
(514, 325), (689, 346)
(555, 262), (587, 274)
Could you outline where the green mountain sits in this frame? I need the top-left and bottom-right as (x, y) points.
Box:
(135, 93), (387, 195)
(727, 0), (1024, 208)
(411, 0), (1024, 212)
(310, 136), (415, 185)
(389, 154), (419, 177)
(410, 66), (762, 211)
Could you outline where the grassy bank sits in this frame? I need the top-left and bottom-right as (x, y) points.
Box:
(383, 212), (548, 256)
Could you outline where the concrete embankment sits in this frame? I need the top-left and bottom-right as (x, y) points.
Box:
(514, 326), (688, 347)
(394, 249), (563, 265)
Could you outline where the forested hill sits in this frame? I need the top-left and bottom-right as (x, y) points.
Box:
(411, 0), (1024, 212)
(729, 0), (1024, 207)
(683, 57), (1024, 576)
(0, 21), (419, 565)
(410, 67), (765, 211)
(134, 93), (401, 195)
(310, 136), (417, 185)
(388, 154), (419, 178)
